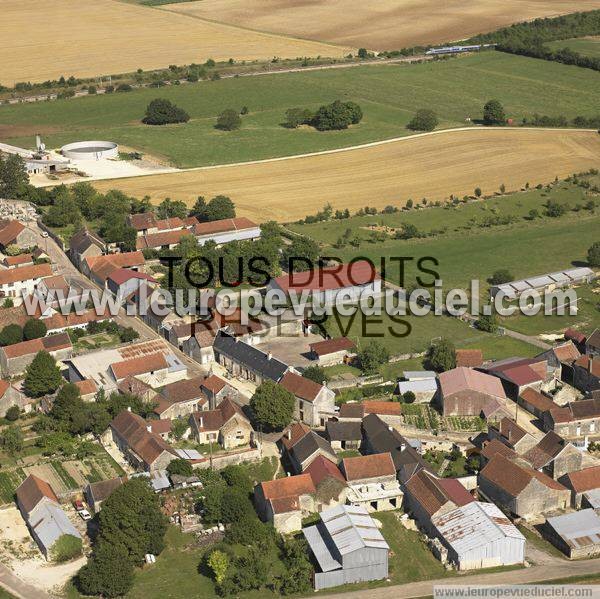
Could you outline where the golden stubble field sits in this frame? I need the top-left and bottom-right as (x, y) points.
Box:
(166, 0), (600, 50)
(91, 129), (600, 223)
(0, 0), (350, 85)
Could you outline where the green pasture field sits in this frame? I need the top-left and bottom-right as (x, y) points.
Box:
(546, 37), (600, 59)
(2, 52), (600, 167)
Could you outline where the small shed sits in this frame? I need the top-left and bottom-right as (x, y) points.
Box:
(544, 509), (600, 559)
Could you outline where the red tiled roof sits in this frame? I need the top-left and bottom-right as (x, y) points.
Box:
(481, 439), (518, 461)
(193, 217), (258, 237)
(260, 473), (315, 500)
(161, 376), (207, 403)
(455, 349), (484, 368)
(520, 388), (555, 414)
(147, 419), (172, 435)
(364, 401), (402, 416)
(189, 398), (246, 432)
(74, 379), (97, 396)
(108, 268), (157, 286)
(0, 263), (52, 286)
(305, 455), (345, 487)
(280, 422), (311, 450)
(309, 337), (355, 356)
(16, 474), (58, 514)
(201, 374), (227, 394)
(574, 355), (600, 378)
(552, 341), (581, 364)
(272, 260), (379, 293)
(343, 452), (396, 481)
(1, 332), (71, 359)
(564, 465), (600, 493)
(499, 417), (528, 445)
(86, 252), (145, 283)
(405, 470), (473, 517)
(136, 229), (191, 251)
(440, 367), (506, 399)
(280, 371), (322, 403)
(564, 328), (586, 345)
(0, 220), (25, 246)
(4, 254), (33, 267)
(110, 352), (168, 380)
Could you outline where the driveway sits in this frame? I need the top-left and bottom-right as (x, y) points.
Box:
(258, 332), (324, 369)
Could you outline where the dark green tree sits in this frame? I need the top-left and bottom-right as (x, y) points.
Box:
(588, 241), (600, 267)
(189, 196), (208, 220)
(426, 338), (456, 372)
(483, 99), (506, 125)
(282, 236), (320, 271)
(23, 319), (47, 341)
(250, 380), (295, 431)
(407, 109), (438, 131)
(301, 365), (329, 385)
(23, 351), (62, 398)
(357, 48), (369, 59)
(488, 269), (514, 285)
(402, 391), (416, 404)
(166, 458), (193, 477)
(312, 100), (360, 131)
(156, 198), (188, 219)
(0, 154), (28, 199)
(0, 425), (23, 455)
(216, 109), (242, 131)
(284, 107), (313, 128)
(206, 195), (236, 221)
(5, 405), (20, 421)
(357, 341), (390, 373)
(476, 313), (498, 333)
(75, 542), (134, 598)
(0, 324), (23, 346)
(220, 487), (253, 523)
(142, 98), (189, 125)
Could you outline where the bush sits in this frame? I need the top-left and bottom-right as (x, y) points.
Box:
(407, 109), (438, 131)
(5, 406), (20, 422)
(312, 100), (363, 131)
(166, 458), (193, 477)
(216, 109), (242, 131)
(116, 83), (133, 93)
(142, 98), (190, 125)
(483, 99), (506, 125)
(588, 242), (600, 267)
(488, 269), (513, 285)
(0, 324), (22, 346)
(284, 107), (313, 129)
(51, 534), (82, 562)
(225, 516), (275, 546)
(23, 319), (47, 341)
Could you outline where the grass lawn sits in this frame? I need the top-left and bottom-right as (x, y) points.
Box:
(546, 37), (600, 59)
(3, 53), (600, 167)
(517, 525), (566, 562)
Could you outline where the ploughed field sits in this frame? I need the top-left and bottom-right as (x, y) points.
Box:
(2, 53), (600, 168)
(91, 128), (600, 222)
(0, 0), (349, 85)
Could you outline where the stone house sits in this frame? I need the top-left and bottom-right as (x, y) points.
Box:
(188, 398), (253, 449)
(199, 374), (235, 409)
(484, 357), (548, 399)
(325, 420), (362, 450)
(85, 477), (125, 512)
(543, 398), (600, 441)
(83, 251), (145, 286)
(101, 409), (177, 472)
(280, 371), (335, 427)
(572, 355), (600, 395)
(518, 387), (557, 420)
(109, 352), (171, 387)
(154, 376), (209, 420)
(487, 417), (538, 453)
(0, 220), (37, 250)
(286, 429), (338, 474)
(69, 228), (105, 271)
(308, 337), (356, 366)
(536, 342), (581, 381)
(0, 262), (53, 306)
(181, 326), (217, 366)
(0, 332), (72, 377)
(586, 329), (600, 357)
(522, 431), (582, 480)
(478, 454), (570, 519)
(559, 464), (600, 508)
(0, 380), (27, 417)
(342, 453), (402, 512)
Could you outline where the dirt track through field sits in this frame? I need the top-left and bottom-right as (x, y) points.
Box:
(92, 128), (600, 223)
(0, 0), (350, 85)
(165, 0), (600, 51)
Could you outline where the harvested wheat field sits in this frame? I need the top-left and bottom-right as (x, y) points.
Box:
(0, 0), (350, 85)
(92, 128), (600, 223)
(165, 0), (600, 51)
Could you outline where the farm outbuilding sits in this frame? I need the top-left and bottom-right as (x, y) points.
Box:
(543, 509), (600, 559)
(432, 501), (525, 570)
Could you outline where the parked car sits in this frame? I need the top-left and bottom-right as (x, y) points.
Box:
(73, 499), (84, 511)
(78, 509), (92, 521)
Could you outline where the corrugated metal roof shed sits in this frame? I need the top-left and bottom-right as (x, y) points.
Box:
(564, 267), (594, 280)
(584, 489), (600, 509)
(432, 501), (524, 554)
(525, 275), (554, 288)
(303, 524), (342, 572)
(398, 379), (437, 394)
(546, 509), (600, 549)
(548, 272), (570, 284)
(28, 502), (81, 552)
(403, 371), (436, 380)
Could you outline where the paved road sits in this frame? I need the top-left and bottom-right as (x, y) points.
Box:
(0, 563), (50, 599)
(319, 557), (600, 599)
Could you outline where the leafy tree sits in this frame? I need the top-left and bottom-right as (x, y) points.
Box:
(201, 479), (226, 523)
(23, 351), (62, 398)
(23, 319), (47, 341)
(44, 187), (81, 227)
(216, 109), (242, 131)
(225, 516), (275, 547)
(282, 235), (320, 271)
(426, 338), (456, 372)
(0, 154), (28, 199)
(219, 547), (270, 595)
(207, 549), (230, 586)
(476, 313), (498, 333)
(221, 487), (253, 523)
(166, 458), (193, 477)
(170, 418), (188, 441)
(407, 109), (438, 131)
(250, 380), (295, 431)
(156, 198), (188, 219)
(312, 100), (362, 131)
(118, 326), (139, 343)
(588, 241), (600, 267)
(0, 425), (23, 454)
(206, 195), (236, 221)
(2, 298), (14, 308)
(220, 464), (253, 493)
(142, 98), (189, 125)
(284, 107), (313, 128)
(302, 365), (329, 385)
(357, 48), (369, 59)
(402, 391), (416, 404)
(474, 187), (482, 197)
(345, 101), (363, 125)
(189, 196), (208, 220)
(273, 537), (313, 595)
(5, 405), (20, 421)
(0, 324), (23, 346)
(488, 269), (514, 285)
(51, 534), (82, 562)
(358, 341), (390, 373)
(75, 541), (134, 598)
(483, 99), (506, 125)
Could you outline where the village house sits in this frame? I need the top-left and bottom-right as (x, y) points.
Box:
(0, 332), (72, 377)
(522, 431), (582, 480)
(438, 367), (508, 417)
(308, 337), (356, 366)
(102, 409), (177, 472)
(107, 268), (157, 298)
(432, 501), (525, 570)
(181, 325), (218, 365)
(83, 251), (145, 286)
(559, 464), (600, 508)
(586, 329), (600, 357)
(2, 253), (33, 268)
(193, 217), (261, 246)
(543, 509), (600, 559)
(154, 376), (209, 420)
(15, 475), (82, 561)
(136, 229), (192, 251)
(572, 355), (600, 395)
(564, 328), (587, 352)
(303, 504), (390, 591)
(0, 379), (27, 417)
(304, 455), (348, 510)
(73, 378), (98, 401)
(0, 219), (37, 251)
(0, 262), (52, 305)
(484, 357), (548, 399)
(403, 469), (474, 536)
(543, 398), (600, 441)
(536, 341), (581, 382)
(325, 420), (362, 450)
(118, 376), (159, 404)
(84, 477), (126, 512)
(188, 398), (253, 449)
(268, 260), (381, 306)
(518, 387), (557, 420)
(478, 454), (570, 519)
(212, 331), (288, 384)
(199, 374), (234, 409)
(479, 438), (518, 465)
(280, 370), (335, 427)
(254, 473), (317, 534)
(69, 228), (106, 271)
(110, 352), (172, 387)
(342, 453), (402, 512)
(285, 428), (338, 474)
(487, 417), (538, 453)
(361, 414), (432, 484)
(127, 212), (190, 236)
(338, 401), (402, 423)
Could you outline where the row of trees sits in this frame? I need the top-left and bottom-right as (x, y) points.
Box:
(285, 100), (363, 131)
(0, 319), (47, 346)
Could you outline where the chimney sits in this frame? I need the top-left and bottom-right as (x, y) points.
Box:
(146, 424), (152, 433)
(199, 416), (203, 428)
(287, 429), (292, 440)
(127, 406), (132, 412)
(267, 351), (272, 361)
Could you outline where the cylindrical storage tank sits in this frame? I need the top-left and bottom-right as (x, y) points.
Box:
(61, 141), (118, 160)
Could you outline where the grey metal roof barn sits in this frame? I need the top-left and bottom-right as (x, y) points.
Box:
(545, 509), (600, 558)
(213, 331), (288, 381)
(432, 501), (525, 570)
(28, 502), (82, 560)
(303, 504), (389, 590)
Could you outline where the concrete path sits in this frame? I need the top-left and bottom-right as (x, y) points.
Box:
(0, 564), (50, 599)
